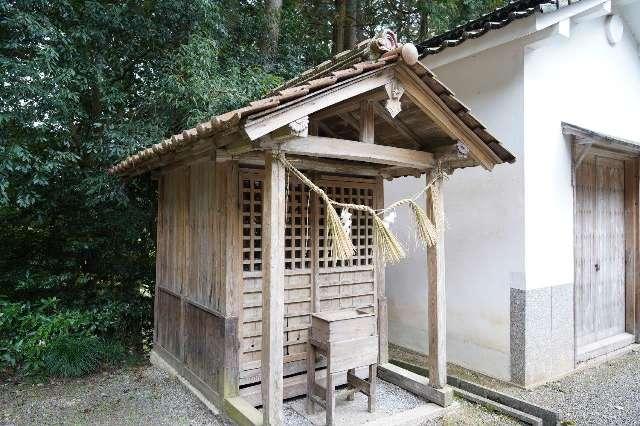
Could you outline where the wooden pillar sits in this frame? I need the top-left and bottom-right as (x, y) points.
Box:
(219, 160), (242, 399)
(426, 172), (447, 389)
(375, 176), (389, 363)
(262, 150), (286, 425)
(359, 100), (375, 143)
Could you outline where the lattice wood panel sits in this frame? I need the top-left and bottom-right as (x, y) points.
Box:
(285, 178), (312, 271)
(317, 179), (375, 269)
(241, 170), (312, 274)
(241, 172), (263, 274)
(238, 169), (378, 384)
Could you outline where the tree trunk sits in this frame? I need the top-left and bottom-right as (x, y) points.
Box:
(332, 0), (346, 54)
(263, 0), (282, 58)
(344, 0), (358, 50)
(418, 2), (430, 41)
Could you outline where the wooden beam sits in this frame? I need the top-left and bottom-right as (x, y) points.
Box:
(244, 67), (394, 140)
(311, 90), (388, 122)
(395, 64), (500, 170)
(225, 396), (263, 426)
(318, 122), (340, 139)
(236, 151), (384, 177)
(426, 172), (446, 389)
(371, 101), (421, 149)
(261, 151), (286, 425)
(338, 112), (360, 132)
(278, 136), (434, 170)
(377, 363), (452, 407)
(359, 100), (375, 143)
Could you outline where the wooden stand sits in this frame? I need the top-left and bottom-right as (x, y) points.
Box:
(306, 309), (378, 425)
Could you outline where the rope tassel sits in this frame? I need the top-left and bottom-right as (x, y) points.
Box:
(407, 200), (438, 248)
(372, 214), (405, 263)
(323, 194), (356, 260)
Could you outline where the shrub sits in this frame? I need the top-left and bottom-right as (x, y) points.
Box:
(42, 335), (125, 377)
(0, 298), (139, 378)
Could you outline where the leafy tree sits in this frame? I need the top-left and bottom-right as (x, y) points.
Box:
(1, 0), (503, 377)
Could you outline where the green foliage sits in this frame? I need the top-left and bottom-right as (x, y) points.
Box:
(43, 335), (124, 377)
(0, 0), (504, 378)
(0, 298), (136, 377)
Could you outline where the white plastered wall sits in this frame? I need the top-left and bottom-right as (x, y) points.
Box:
(386, 39), (526, 380)
(523, 10), (640, 291)
(386, 2), (640, 382)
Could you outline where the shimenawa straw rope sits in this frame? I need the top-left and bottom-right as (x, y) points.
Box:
(275, 153), (445, 263)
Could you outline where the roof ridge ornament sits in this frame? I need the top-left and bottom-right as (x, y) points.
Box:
(369, 29), (419, 66)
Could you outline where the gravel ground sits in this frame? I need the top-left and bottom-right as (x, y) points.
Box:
(0, 361), (519, 426)
(1, 365), (232, 426)
(283, 379), (434, 425)
(391, 343), (640, 425)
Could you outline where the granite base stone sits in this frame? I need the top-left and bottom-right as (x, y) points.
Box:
(510, 284), (574, 387)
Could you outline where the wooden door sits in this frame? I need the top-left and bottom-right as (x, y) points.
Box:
(575, 153), (626, 352)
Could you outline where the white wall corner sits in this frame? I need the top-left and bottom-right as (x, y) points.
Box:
(536, 0), (610, 30)
(559, 19), (572, 38)
(525, 21), (571, 51)
(573, 0), (611, 23)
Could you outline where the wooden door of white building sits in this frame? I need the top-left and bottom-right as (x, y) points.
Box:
(575, 152), (634, 361)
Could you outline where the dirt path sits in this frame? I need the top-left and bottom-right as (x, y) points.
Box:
(1, 365), (231, 425)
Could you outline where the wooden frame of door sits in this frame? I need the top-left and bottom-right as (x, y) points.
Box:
(572, 143), (640, 363)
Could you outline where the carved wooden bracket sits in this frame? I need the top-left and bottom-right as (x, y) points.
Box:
(456, 141), (470, 158)
(384, 79), (405, 118)
(288, 116), (309, 137)
(270, 116), (309, 140)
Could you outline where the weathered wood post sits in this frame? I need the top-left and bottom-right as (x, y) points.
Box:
(262, 150), (286, 425)
(426, 172), (447, 390)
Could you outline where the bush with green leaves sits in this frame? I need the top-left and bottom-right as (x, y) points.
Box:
(0, 298), (135, 377)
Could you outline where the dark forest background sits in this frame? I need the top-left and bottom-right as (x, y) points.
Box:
(0, 0), (504, 378)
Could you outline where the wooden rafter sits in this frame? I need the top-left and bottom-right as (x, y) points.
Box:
(371, 101), (421, 149)
(395, 64), (500, 170)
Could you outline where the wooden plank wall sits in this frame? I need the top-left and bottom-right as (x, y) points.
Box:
(238, 169), (378, 386)
(154, 158), (241, 404)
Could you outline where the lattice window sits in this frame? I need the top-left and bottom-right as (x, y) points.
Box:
(241, 173), (263, 273)
(285, 179), (312, 270)
(241, 170), (312, 274)
(318, 182), (375, 269)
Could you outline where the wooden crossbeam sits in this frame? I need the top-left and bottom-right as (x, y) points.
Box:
(278, 136), (434, 170)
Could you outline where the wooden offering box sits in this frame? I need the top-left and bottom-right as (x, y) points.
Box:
(307, 308), (378, 425)
(310, 309), (378, 372)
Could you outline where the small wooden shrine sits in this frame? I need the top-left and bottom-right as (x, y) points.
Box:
(110, 31), (515, 426)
